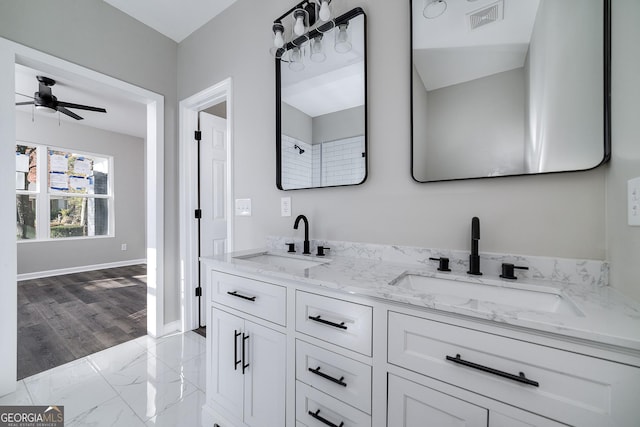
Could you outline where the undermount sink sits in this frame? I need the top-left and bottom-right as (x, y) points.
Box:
(392, 273), (583, 317)
(234, 252), (329, 271)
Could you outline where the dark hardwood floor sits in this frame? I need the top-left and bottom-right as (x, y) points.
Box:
(17, 264), (147, 379)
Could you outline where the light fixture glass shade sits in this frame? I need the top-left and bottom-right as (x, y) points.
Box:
(334, 23), (351, 53)
(288, 46), (305, 71)
(293, 9), (307, 36)
(273, 23), (285, 48)
(423, 0), (447, 19)
(318, 0), (331, 21)
(310, 35), (326, 62)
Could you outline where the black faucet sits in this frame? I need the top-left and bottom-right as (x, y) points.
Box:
(293, 214), (311, 254)
(467, 216), (482, 275)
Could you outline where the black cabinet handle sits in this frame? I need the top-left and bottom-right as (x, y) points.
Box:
(242, 333), (250, 374)
(227, 290), (256, 301)
(445, 354), (539, 387)
(308, 366), (347, 387)
(233, 330), (241, 370)
(308, 409), (344, 427)
(308, 315), (347, 330)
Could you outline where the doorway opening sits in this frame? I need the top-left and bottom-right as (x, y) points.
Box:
(0, 37), (165, 394)
(179, 79), (234, 335)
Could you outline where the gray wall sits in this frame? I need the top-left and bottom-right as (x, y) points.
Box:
(15, 111), (146, 274)
(0, 0), (180, 321)
(177, 0), (608, 266)
(421, 68), (525, 180)
(312, 105), (365, 144)
(525, 0), (603, 173)
(282, 102), (312, 143)
(607, 0), (640, 301)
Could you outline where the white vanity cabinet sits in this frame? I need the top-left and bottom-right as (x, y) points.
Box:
(295, 291), (374, 427)
(205, 272), (287, 427)
(387, 311), (640, 427)
(202, 260), (640, 427)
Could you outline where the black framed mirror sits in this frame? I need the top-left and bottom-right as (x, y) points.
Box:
(411, 0), (611, 182)
(276, 7), (367, 190)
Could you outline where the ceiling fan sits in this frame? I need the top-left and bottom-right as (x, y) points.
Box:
(15, 75), (107, 120)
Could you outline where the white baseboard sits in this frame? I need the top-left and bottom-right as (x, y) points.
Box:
(162, 320), (182, 336)
(17, 259), (147, 281)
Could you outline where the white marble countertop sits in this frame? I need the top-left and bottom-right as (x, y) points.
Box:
(202, 247), (640, 353)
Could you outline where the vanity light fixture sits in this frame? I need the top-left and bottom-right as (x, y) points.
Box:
(310, 34), (326, 62)
(273, 0), (354, 69)
(423, 0), (447, 19)
(334, 22), (352, 53)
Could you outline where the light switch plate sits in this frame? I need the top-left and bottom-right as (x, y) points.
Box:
(629, 177), (640, 226)
(281, 197), (291, 217)
(235, 198), (252, 216)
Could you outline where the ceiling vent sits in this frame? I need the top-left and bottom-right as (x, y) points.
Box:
(468, 0), (504, 31)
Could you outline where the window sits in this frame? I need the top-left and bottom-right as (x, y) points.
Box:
(16, 143), (113, 241)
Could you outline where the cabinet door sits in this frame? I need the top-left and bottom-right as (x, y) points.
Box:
(490, 411), (565, 427)
(388, 374), (487, 427)
(243, 320), (286, 427)
(210, 308), (245, 421)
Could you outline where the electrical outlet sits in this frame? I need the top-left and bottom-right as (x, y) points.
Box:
(121, 243), (127, 251)
(629, 177), (640, 226)
(235, 198), (252, 216)
(281, 197), (291, 217)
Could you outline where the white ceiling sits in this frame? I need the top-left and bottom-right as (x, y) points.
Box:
(281, 15), (366, 118)
(413, 0), (540, 91)
(102, 0), (238, 43)
(15, 64), (147, 138)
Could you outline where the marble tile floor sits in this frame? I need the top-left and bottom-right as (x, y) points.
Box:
(1, 331), (207, 426)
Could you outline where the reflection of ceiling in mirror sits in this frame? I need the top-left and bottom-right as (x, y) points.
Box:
(282, 61), (364, 117)
(413, 0), (540, 90)
(280, 13), (365, 117)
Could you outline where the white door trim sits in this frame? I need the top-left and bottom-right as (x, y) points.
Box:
(179, 78), (234, 332)
(0, 37), (165, 395)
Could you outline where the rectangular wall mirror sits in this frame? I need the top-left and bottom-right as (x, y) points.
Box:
(411, 0), (610, 182)
(276, 8), (367, 190)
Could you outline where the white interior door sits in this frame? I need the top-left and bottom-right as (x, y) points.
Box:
(199, 111), (228, 326)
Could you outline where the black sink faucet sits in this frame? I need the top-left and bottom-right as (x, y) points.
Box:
(293, 214), (311, 254)
(467, 216), (482, 275)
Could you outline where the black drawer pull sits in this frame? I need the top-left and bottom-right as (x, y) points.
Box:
(233, 330), (241, 370)
(242, 333), (250, 374)
(308, 366), (347, 387)
(227, 290), (256, 301)
(308, 315), (347, 330)
(308, 409), (344, 427)
(446, 354), (539, 387)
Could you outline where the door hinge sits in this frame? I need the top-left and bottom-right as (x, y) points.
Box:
(194, 209), (202, 219)
(194, 130), (202, 141)
(195, 286), (202, 297)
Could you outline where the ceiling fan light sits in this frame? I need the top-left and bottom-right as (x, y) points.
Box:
(35, 105), (56, 114)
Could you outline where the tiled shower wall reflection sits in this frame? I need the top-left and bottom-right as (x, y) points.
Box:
(282, 134), (365, 188)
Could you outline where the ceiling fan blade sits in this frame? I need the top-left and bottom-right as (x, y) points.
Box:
(57, 101), (106, 113)
(57, 106), (83, 120)
(15, 101), (35, 106)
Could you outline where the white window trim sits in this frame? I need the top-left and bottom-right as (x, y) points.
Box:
(16, 141), (115, 242)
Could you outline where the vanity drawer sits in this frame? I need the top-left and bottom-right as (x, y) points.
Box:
(296, 381), (371, 427)
(209, 271), (286, 326)
(296, 291), (372, 356)
(388, 311), (640, 427)
(296, 340), (372, 414)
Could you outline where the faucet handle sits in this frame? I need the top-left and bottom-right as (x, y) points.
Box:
(429, 257), (451, 272)
(500, 263), (529, 280)
(285, 242), (296, 253)
(316, 246), (330, 257)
